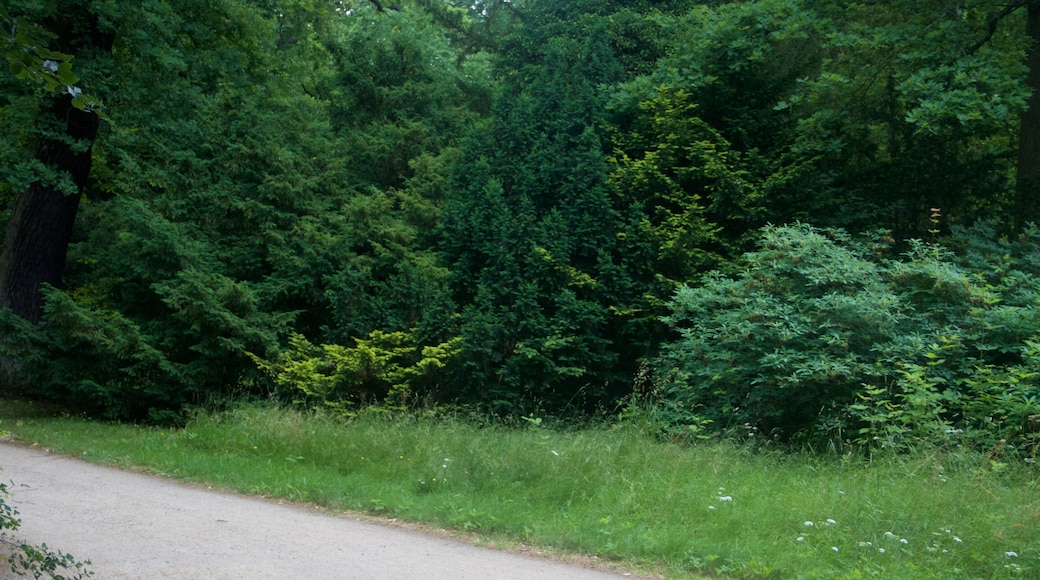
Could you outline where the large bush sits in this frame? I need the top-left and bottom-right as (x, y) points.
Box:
(654, 223), (1040, 455)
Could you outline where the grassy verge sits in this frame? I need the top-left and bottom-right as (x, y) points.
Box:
(1, 400), (1036, 579)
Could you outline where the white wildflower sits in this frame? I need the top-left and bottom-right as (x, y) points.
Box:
(804, 521), (815, 527)
(825, 518), (837, 525)
(1006, 551), (1019, 558)
(718, 496), (733, 502)
(42, 59), (59, 72)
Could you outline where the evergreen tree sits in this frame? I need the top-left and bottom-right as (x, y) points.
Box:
(441, 20), (637, 414)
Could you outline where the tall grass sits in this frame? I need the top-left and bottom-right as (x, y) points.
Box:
(1, 401), (1036, 579)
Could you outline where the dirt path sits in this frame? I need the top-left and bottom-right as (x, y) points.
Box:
(0, 443), (641, 579)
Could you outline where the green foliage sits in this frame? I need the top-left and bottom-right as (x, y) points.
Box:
(656, 224), (904, 440)
(622, 0), (1026, 237)
(0, 478), (92, 579)
(655, 223), (1040, 455)
(255, 331), (461, 415)
(440, 18), (644, 414)
(609, 86), (757, 283)
(0, 6), (101, 111)
(1, 0), (1036, 432)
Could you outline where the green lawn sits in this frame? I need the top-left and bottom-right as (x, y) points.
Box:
(1, 401), (1036, 579)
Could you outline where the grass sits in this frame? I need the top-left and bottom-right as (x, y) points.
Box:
(0, 400), (1037, 579)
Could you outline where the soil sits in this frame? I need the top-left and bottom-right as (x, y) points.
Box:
(0, 442), (650, 579)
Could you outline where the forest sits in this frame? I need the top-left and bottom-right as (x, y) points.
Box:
(2, 0), (1039, 456)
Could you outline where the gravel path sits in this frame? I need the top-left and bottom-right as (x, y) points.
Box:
(0, 443), (640, 579)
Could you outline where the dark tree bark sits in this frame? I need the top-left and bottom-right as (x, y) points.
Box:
(0, 94), (99, 323)
(1016, 0), (1040, 231)
(0, 3), (110, 326)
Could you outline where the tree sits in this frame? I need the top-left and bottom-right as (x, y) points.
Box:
(0, 1), (109, 326)
(440, 16), (643, 413)
(617, 0), (1029, 242)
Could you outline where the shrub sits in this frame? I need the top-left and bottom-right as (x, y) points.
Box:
(254, 330), (461, 416)
(653, 223), (1040, 455)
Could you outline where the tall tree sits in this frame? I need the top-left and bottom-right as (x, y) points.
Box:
(0, 1), (109, 325)
(441, 17), (641, 413)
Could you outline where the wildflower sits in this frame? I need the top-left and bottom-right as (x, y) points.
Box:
(878, 548), (885, 554)
(67, 86), (82, 97)
(954, 537), (962, 543)
(858, 541), (872, 547)
(551, 450), (560, 456)
(832, 546), (839, 553)
(883, 531), (896, 538)
(900, 538), (908, 544)
(825, 518), (837, 525)
(43, 59), (59, 72)
(708, 506), (716, 510)
(718, 496), (733, 502)
(1006, 552), (1019, 558)
(804, 521), (815, 527)
(796, 536), (804, 542)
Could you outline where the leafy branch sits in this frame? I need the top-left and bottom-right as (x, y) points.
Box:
(0, 7), (101, 111)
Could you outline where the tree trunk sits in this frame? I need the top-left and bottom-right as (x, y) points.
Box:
(1016, 0), (1040, 232)
(0, 94), (99, 324)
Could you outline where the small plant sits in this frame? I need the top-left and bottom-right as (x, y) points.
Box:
(0, 478), (92, 579)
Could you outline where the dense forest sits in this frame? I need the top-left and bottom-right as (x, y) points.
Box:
(1, 0), (1038, 454)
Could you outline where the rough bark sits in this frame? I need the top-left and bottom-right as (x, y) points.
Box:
(1016, 1), (1040, 232)
(0, 95), (99, 324)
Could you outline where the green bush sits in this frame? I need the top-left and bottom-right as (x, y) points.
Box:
(653, 223), (1040, 455)
(254, 330), (461, 416)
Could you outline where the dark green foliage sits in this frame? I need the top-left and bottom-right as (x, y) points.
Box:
(438, 15), (654, 415)
(1, 0), (1037, 439)
(655, 223), (1040, 455)
(621, 0), (1026, 238)
(655, 224), (904, 439)
(3, 198), (284, 422)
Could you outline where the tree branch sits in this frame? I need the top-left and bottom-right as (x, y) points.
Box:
(967, 1), (1028, 55)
